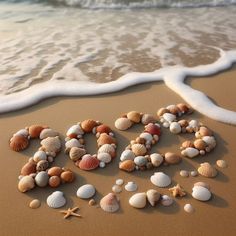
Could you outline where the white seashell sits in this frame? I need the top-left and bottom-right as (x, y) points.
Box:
(39, 128), (59, 139)
(76, 184), (96, 199)
(129, 192), (147, 209)
(169, 122), (181, 134)
(66, 124), (84, 137)
(190, 170), (198, 177)
(150, 153), (163, 167)
(202, 136), (216, 148)
(139, 133), (153, 142)
(146, 189), (160, 206)
(47, 191), (66, 208)
(125, 182), (138, 192)
(189, 120), (199, 127)
(181, 147), (199, 158)
(163, 122), (170, 128)
(180, 170), (189, 177)
(150, 172), (171, 187)
(120, 150), (135, 161)
(163, 113), (176, 123)
(112, 185), (122, 193)
(99, 161), (106, 168)
(184, 204), (195, 213)
(192, 186), (211, 201)
(115, 117), (132, 130)
(100, 193), (119, 213)
(35, 171), (49, 187)
(97, 152), (112, 163)
(33, 150), (47, 162)
(134, 156), (148, 167)
(14, 129), (29, 138)
(98, 144), (116, 155)
(161, 195), (173, 206)
(115, 179), (124, 186)
(65, 138), (83, 151)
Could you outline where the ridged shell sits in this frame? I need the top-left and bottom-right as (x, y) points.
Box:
(60, 171), (75, 183)
(18, 175), (35, 193)
(33, 150), (47, 162)
(131, 144), (147, 156)
(197, 162), (217, 178)
(181, 141), (194, 148)
(146, 189), (160, 206)
(181, 147), (199, 158)
(48, 167), (63, 176)
(164, 152), (181, 164)
(97, 152), (112, 163)
(141, 114), (157, 125)
(120, 150), (135, 161)
(66, 124), (84, 138)
(96, 124), (111, 134)
(98, 144), (116, 158)
(150, 172), (171, 187)
(124, 182), (138, 192)
(100, 193), (119, 213)
(119, 160), (135, 172)
(28, 125), (47, 138)
(41, 136), (61, 153)
(145, 123), (161, 136)
(69, 147), (86, 161)
(134, 156), (148, 167)
(150, 153), (163, 167)
(129, 192), (147, 209)
(76, 184), (96, 199)
(81, 119), (98, 133)
(161, 195), (173, 206)
(139, 132), (153, 142)
(157, 108), (169, 117)
(48, 176), (61, 188)
(46, 191), (66, 208)
(169, 122), (181, 134)
(10, 135), (29, 152)
(36, 160), (49, 171)
(78, 155), (99, 170)
(97, 133), (116, 147)
(192, 186), (211, 201)
(194, 139), (206, 150)
(35, 171), (49, 187)
(65, 138), (82, 152)
(115, 117), (132, 130)
(29, 199), (41, 209)
(163, 113), (176, 122)
(39, 128), (59, 139)
(177, 103), (190, 113)
(21, 162), (37, 176)
(14, 129), (29, 138)
(127, 111), (141, 123)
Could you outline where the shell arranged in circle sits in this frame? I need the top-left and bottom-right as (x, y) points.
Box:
(28, 125), (47, 138)
(169, 122), (181, 134)
(115, 117), (132, 130)
(39, 128), (59, 139)
(35, 171), (49, 187)
(69, 147), (86, 161)
(48, 167), (63, 177)
(33, 150), (47, 162)
(141, 114), (157, 125)
(77, 184), (96, 199)
(129, 192), (147, 209)
(131, 144), (147, 156)
(127, 111), (141, 123)
(97, 133), (116, 147)
(150, 172), (171, 188)
(96, 124), (111, 134)
(150, 153), (163, 167)
(119, 160), (135, 172)
(100, 193), (119, 213)
(40, 136), (61, 153)
(197, 162), (217, 178)
(10, 135), (29, 152)
(98, 144), (116, 158)
(21, 162), (37, 176)
(181, 147), (199, 158)
(66, 124), (84, 138)
(120, 150), (135, 161)
(47, 191), (66, 208)
(144, 123), (161, 136)
(97, 152), (112, 163)
(78, 155), (99, 170)
(81, 119), (98, 133)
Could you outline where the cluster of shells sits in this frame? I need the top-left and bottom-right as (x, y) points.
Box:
(65, 119), (117, 170)
(9, 125), (74, 193)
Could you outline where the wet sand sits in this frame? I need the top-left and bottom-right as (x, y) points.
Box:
(0, 67), (236, 236)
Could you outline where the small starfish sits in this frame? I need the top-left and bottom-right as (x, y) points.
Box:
(60, 207), (82, 219)
(168, 184), (186, 197)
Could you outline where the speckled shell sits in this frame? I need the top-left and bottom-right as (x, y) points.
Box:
(127, 111), (141, 123)
(120, 150), (135, 161)
(134, 156), (148, 167)
(157, 108), (169, 117)
(198, 162), (217, 178)
(41, 136), (61, 153)
(129, 192), (147, 209)
(96, 124), (111, 134)
(192, 186), (211, 201)
(150, 153), (163, 167)
(81, 119), (98, 133)
(28, 125), (47, 138)
(46, 191), (66, 208)
(115, 117), (132, 130)
(14, 129), (29, 138)
(78, 155), (99, 170)
(150, 172), (171, 187)
(194, 139), (206, 150)
(76, 184), (96, 199)
(144, 123), (161, 136)
(48, 167), (63, 176)
(181, 141), (194, 148)
(141, 114), (157, 125)
(164, 152), (181, 164)
(21, 162), (37, 176)
(97, 133), (116, 147)
(36, 160), (49, 171)
(33, 150), (47, 162)
(69, 147), (86, 161)
(100, 193), (119, 213)
(60, 171), (75, 183)
(181, 147), (199, 158)
(131, 144), (147, 156)
(10, 135), (29, 152)
(98, 144), (116, 158)
(35, 171), (49, 187)
(97, 152), (112, 163)
(169, 122), (181, 134)
(146, 189), (160, 206)
(119, 160), (135, 172)
(48, 176), (61, 188)
(66, 124), (84, 138)
(18, 175), (35, 193)
(39, 128), (59, 139)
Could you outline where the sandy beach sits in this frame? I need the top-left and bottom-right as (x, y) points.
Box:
(0, 66), (236, 236)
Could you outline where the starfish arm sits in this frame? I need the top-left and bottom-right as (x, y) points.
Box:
(64, 213), (71, 219)
(60, 210), (68, 214)
(71, 207), (79, 212)
(71, 212), (82, 217)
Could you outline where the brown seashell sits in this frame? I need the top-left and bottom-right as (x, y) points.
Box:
(144, 123), (161, 136)
(81, 119), (98, 133)
(127, 111), (141, 123)
(36, 160), (49, 172)
(10, 135), (29, 152)
(146, 189), (161, 206)
(96, 124), (112, 134)
(194, 139), (206, 150)
(216, 159), (227, 168)
(119, 160), (135, 172)
(157, 108), (170, 117)
(141, 114), (157, 125)
(97, 133), (116, 147)
(135, 137), (146, 144)
(164, 152), (181, 164)
(28, 125), (47, 138)
(48, 176), (61, 188)
(48, 167), (63, 177)
(199, 127), (212, 137)
(21, 162), (37, 176)
(115, 117), (132, 130)
(177, 103), (190, 113)
(69, 147), (86, 161)
(40, 136), (61, 154)
(182, 140), (194, 148)
(131, 144), (147, 156)
(78, 155), (99, 171)
(167, 105), (180, 115)
(198, 162), (217, 178)
(178, 119), (189, 127)
(60, 171), (75, 183)
(29, 199), (41, 209)
(18, 175), (35, 193)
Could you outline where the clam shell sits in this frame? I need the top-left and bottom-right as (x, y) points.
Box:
(194, 182), (210, 190)
(177, 103), (190, 113)
(41, 136), (61, 153)
(146, 189), (161, 206)
(134, 156), (148, 167)
(157, 108), (169, 117)
(81, 119), (98, 133)
(129, 192), (147, 209)
(216, 159), (227, 168)
(98, 144), (116, 158)
(48, 167), (63, 176)
(97, 133), (116, 147)
(189, 119), (199, 128)
(120, 150), (135, 162)
(131, 144), (147, 156)
(21, 162), (37, 176)
(199, 126), (212, 137)
(181, 147), (199, 158)
(164, 152), (181, 164)
(166, 104), (180, 115)
(112, 185), (122, 193)
(39, 128), (59, 139)
(29, 199), (41, 209)
(161, 195), (173, 206)
(69, 147), (86, 161)
(139, 132), (153, 142)
(65, 138), (83, 152)
(125, 182), (138, 192)
(14, 129), (29, 138)
(76, 184), (96, 199)
(127, 111), (141, 123)
(60, 171), (75, 183)
(141, 114), (157, 125)
(197, 162), (217, 178)
(36, 160), (49, 172)
(48, 176), (61, 188)
(35, 171), (49, 187)
(10, 135), (29, 152)
(28, 125), (47, 138)
(163, 113), (176, 123)
(150, 153), (163, 167)
(78, 155), (99, 170)
(150, 172), (171, 187)
(96, 124), (111, 134)
(184, 203), (194, 213)
(100, 193), (119, 213)
(169, 122), (181, 134)
(18, 175), (35, 193)
(194, 139), (206, 150)
(202, 136), (216, 148)
(115, 117), (132, 130)
(144, 123), (161, 136)
(119, 160), (135, 172)
(66, 124), (84, 138)
(33, 150), (47, 162)
(116, 179), (124, 186)
(180, 170), (189, 177)
(192, 186), (211, 201)
(47, 191), (66, 208)
(181, 140), (194, 149)
(97, 152), (112, 163)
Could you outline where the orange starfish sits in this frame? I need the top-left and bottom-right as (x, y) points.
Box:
(168, 184), (186, 197)
(60, 207), (82, 219)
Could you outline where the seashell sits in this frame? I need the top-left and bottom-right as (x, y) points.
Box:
(125, 182), (138, 192)
(97, 133), (116, 147)
(89, 199), (96, 206)
(116, 179), (124, 186)
(119, 160), (135, 172)
(150, 172), (171, 187)
(194, 139), (206, 150)
(166, 105), (180, 115)
(161, 195), (173, 206)
(81, 119), (98, 133)
(100, 193), (119, 213)
(35, 171), (49, 187)
(28, 125), (47, 138)
(188, 119), (199, 128)
(14, 129), (29, 138)
(10, 135), (29, 152)
(181, 140), (194, 149)
(39, 128), (59, 139)
(169, 122), (181, 134)
(18, 175), (35, 193)
(131, 144), (147, 156)
(21, 162), (37, 176)
(177, 103), (190, 113)
(78, 155), (99, 170)
(97, 152), (112, 163)
(66, 124), (84, 138)
(60, 170), (75, 183)
(33, 150), (47, 162)
(144, 123), (161, 136)
(184, 203), (194, 213)
(127, 111), (141, 123)
(120, 150), (135, 161)
(163, 113), (176, 123)
(146, 189), (160, 206)
(115, 117), (132, 130)
(136, 137), (146, 144)
(194, 182), (210, 190)
(197, 162), (217, 178)
(41, 136), (61, 154)
(112, 185), (122, 193)
(150, 153), (163, 167)
(69, 147), (86, 161)
(98, 144), (116, 158)
(47, 191), (66, 208)
(192, 186), (211, 201)
(29, 199), (41, 209)
(48, 167), (63, 176)
(199, 126), (212, 137)
(36, 160), (49, 171)
(129, 192), (147, 209)
(141, 114), (157, 125)
(134, 156), (148, 167)
(164, 152), (181, 164)
(139, 132), (153, 142)
(48, 176), (61, 188)
(180, 170), (189, 177)
(178, 119), (189, 127)
(99, 162), (105, 168)
(96, 124), (111, 134)
(216, 159), (227, 168)
(157, 108), (170, 117)
(76, 184), (96, 199)
(190, 170), (198, 177)
(181, 147), (199, 158)
(202, 136), (216, 149)
(65, 138), (82, 153)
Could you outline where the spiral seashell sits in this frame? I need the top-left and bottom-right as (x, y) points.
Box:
(197, 162), (217, 178)
(60, 170), (75, 183)
(141, 114), (157, 125)
(48, 167), (63, 176)
(10, 135), (29, 152)
(66, 124), (84, 138)
(100, 193), (119, 213)
(69, 147), (86, 161)
(146, 189), (160, 206)
(36, 160), (49, 172)
(115, 117), (132, 130)
(78, 155), (99, 171)
(39, 128), (59, 139)
(33, 150), (47, 162)
(35, 171), (49, 187)
(127, 111), (141, 123)
(96, 124), (111, 134)
(131, 144), (147, 156)
(119, 160), (135, 172)
(164, 152), (181, 164)
(129, 192), (147, 209)
(98, 144), (116, 158)
(81, 119), (98, 133)
(21, 162), (37, 176)
(41, 136), (61, 154)
(47, 191), (66, 208)
(49, 176), (61, 188)
(28, 125), (47, 138)
(120, 150), (135, 161)
(157, 108), (169, 117)
(18, 175), (35, 193)
(150, 153), (163, 167)
(97, 133), (116, 147)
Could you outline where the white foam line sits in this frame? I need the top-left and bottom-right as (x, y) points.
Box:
(0, 49), (236, 125)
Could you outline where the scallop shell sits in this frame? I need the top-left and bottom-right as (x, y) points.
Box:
(10, 135), (29, 152)
(21, 162), (37, 176)
(139, 132), (153, 142)
(65, 138), (83, 153)
(194, 182), (210, 190)
(181, 147), (199, 158)
(194, 139), (206, 150)
(100, 193), (119, 213)
(150, 153), (163, 167)
(181, 140), (194, 149)
(81, 119), (98, 133)
(161, 195), (173, 206)
(184, 203), (194, 213)
(35, 171), (49, 187)
(48, 167), (63, 176)
(97, 152), (112, 163)
(119, 160), (135, 172)
(141, 114), (157, 125)
(66, 124), (84, 138)
(97, 133), (116, 147)
(177, 103), (190, 113)
(120, 150), (135, 161)
(98, 144), (116, 158)
(134, 156), (148, 167)
(96, 124), (111, 134)
(125, 182), (138, 192)
(129, 192), (147, 209)
(146, 189), (161, 206)
(197, 162), (217, 178)
(47, 191), (66, 208)
(60, 171), (75, 183)
(78, 155), (99, 170)
(28, 125), (47, 138)
(29, 199), (41, 209)
(163, 113), (176, 123)
(14, 129), (29, 138)
(48, 176), (61, 188)
(192, 186), (211, 201)
(69, 147), (86, 161)
(115, 117), (132, 130)
(76, 184), (96, 199)
(127, 111), (141, 123)
(144, 123), (161, 136)
(36, 160), (49, 171)
(41, 136), (61, 153)
(150, 172), (171, 187)
(164, 152), (181, 164)
(157, 108), (170, 117)
(39, 128), (59, 139)
(18, 175), (35, 193)
(131, 144), (147, 156)
(33, 150), (47, 162)
(169, 122), (181, 134)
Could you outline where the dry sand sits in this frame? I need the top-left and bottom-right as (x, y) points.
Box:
(0, 67), (236, 236)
